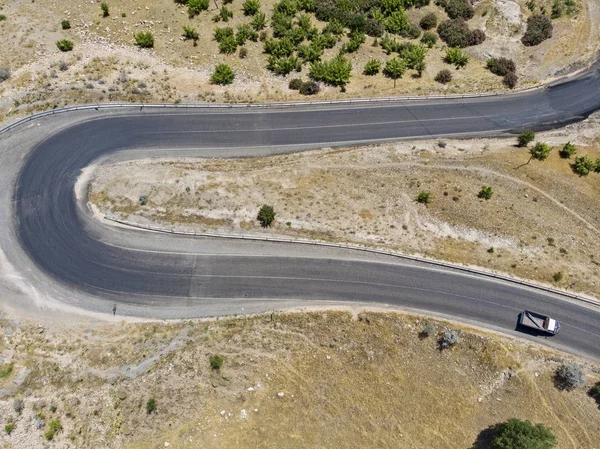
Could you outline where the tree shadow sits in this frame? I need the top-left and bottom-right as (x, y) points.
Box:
(470, 423), (501, 449)
(589, 382), (600, 408)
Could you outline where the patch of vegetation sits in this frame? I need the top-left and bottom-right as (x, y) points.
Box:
(188, 0), (209, 18)
(517, 130), (535, 147)
(434, 68), (452, 84)
(488, 418), (556, 449)
(383, 57), (407, 87)
(134, 32), (154, 48)
(309, 54), (352, 89)
(437, 19), (484, 48)
(445, 47), (469, 68)
(503, 72), (518, 89)
(101, 2), (110, 17)
(211, 63), (235, 85)
(0, 14), (5, 21)
(559, 141), (576, 159)
(438, 329), (460, 349)
(571, 155), (595, 176)
(213, 6), (234, 23)
(251, 11), (267, 30)
(478, 186), (493, 200)
(45, 419), (62, 441)
(419, 12), (437, 30)
(420, 31), (437, 48)
(4, 423), (15, 435)
(0, 363), (13, 378)
(146, 398), (156, 414)
(289, 78), (304, 90)
(522, 15), (552, 46)
(0, 67), (10, 83)
(210, 354), (224, 370)
(243, 0), (261, 15)
(56, 39), (74, 52)
(61, 19), (71, 30)
(183, 25), (199, 46)
(552, 271), (563, 282)
(416, 191), (431, 204)
(299, 80), (321, 95)
(257, 205), (276, 227)
(487, 58), (516, 77)
(437, 0), (474, 20)
(529, 142), (551, 161)
(554, 362), (585, 391)
(589, 382), (600, 406)
(363, 59), (381, 75)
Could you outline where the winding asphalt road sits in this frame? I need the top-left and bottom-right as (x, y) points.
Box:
(7, 65), (600, 359)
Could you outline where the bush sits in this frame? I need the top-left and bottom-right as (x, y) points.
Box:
(218, 35), (237, 53)
(101, 2), (109, 17)
(0, 14), (5, 21)
(487, 57), (516, 76)
(571, 155), (595, 176)
(503, 72), (518, 89)
(0, 67), (10, 83)
(61, 19), (71, 30)
(364, 59), (381, 75)
(445, 47), (469, 68)
(323, 19), (344, 36)
(4, 423), (15, 435)
(58, 61), (69, 71)
(434, 69), (452, 84)
(289, 78), (303, 90)
(257, 205), (276, 227)
(188, 0), (209, 17)
(420, 12), (437, 30)
(297, 42), (324, 62)
(267, 55), (301, 74)
(146, 398), (156, 414)
(517, 129), (535, 147)
(214, 6), (233, 22)
(552, 271), (563, 282)
(554, 363), (585, 390)
(236, 23), (259, 45)
(490, 418), (556, 449)
(440, 0), (474, 20)
(210, 354), (224, 370)
(522, 15), (552, 46)
(211, 64), (235, 85)
(299, 80), (320, 95)
(385, 9), (408, 34)
(263, 37), (294, 57)
(421, 31), (437, 48)
(416, 191), (431, 204)
(13, 399), (24, 414)
(309, 54), (352, 88)
(589, 382), (600, 404)
(183, 25), (199, 45)
(341, 31), (366, 54)
(251, 12), (267, 30)
(243, 0), (261, 15)
(239, 47), (248, 58)
(56, 39), (74, 52)
(595, 158), (600, 173)
(437, 19), (483, 48)
(45, 419), (62, 441)
(559, 141), (576, 159)
(134, 32), (154, 48)
(384, 57), (407, 87)
(419, 323), (436, 338)
(438, 330), (460, 349)
(478, 185), (493, 200)
(530, 142), (551, 161)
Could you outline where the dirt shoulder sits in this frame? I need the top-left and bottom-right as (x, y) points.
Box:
(89, 113), (600, 300)
(0, 0), (598, 122)
(0, 308), (598, 449)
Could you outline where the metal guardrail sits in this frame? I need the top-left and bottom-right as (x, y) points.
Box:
(105, 216), (599, 308)
(0, 84), (545, 136)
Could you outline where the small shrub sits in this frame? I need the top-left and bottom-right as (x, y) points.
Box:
(487, 247), (494, 253)
(251, 12), (267, 30)
(145, 398), (156, 414)
(56, 39), (74, 52)
(530, 142), (551, 161)
(183, 25), (199, 46)
(478, 185), (493, 200)
(211, 64), (235, 85)
(58, 61), (69, 71)
(486, 57), (516, 76)
(0, 14), (5, 21)
(438, 330), (460, 349)
(559, 141), (576, 159)
(299, 80), (320, 95)
(589, 382), (600, 405)
(188, 0), (209, 17)
(4, 423), (15, 435)
(239, 47), (248, 58)
(61, 19), (71, 30)
(289, 78), (303, 90)
(13, 399), (24, 414)
(503, 72), (518, 89)
(421, 31), (437, 48)
(243, 0), (261, 15)
(419, 323), (436, 338)
(434, 68), (452, 84)
(0, 363), (13, 378)
(45, 419), (62, 441)
(552, 271), (563, 282)
(420, 12), (437, 30)
(595, 158), (600, 173)
(210, 354), (224, 370)
(440, 0), (474, 20)
(554, 362), (585, 390)
(517, 130), (535, 147)
(309, 54), (352, 88)
(122, 12), (127, 17)
(214, 6), (233, 22)
(257, 205), (276, 227)
(134, 32), (154, 48)
(139, 195), (147, 205)
(445, 47), (468, 68)
(490, 419), (556, 449)
(522, 15), (553, 46)
(101, 2), (109, 17)
(437, 18), (483, 48)
(571, 155), (595, 176)
(0, 67), (10, 83)
(471, 28), (486, 45)
(416, 191), (431, 204)
(218, 35), (237, 53)
(363, 59), (381, 75)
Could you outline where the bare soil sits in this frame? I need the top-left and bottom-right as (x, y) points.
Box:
(90, 113), (600, 299)
(0, 308), (599, 449)
(0, 0), (598, 122)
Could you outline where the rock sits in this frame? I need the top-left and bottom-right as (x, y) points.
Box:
(220, 410), (226, 416)
(240, 409), (247, 419)
(164, 442), (170, 447)
(277, 392), (284, 398)
(477, 397), (483, 403)
(247, 387), (254, 392)
(117, 389), (127, 400)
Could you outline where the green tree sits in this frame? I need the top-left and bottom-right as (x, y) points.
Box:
(211, 64), (235, 85)
(529, 142), (552, 162)
(572, 155), (595, 176)
(445, 47), (468, 68)
(490, 419), (556, 449)
(182, 25), (199, 46)
(363, 59), (381, 75)
(242, 0), (261, 15)
(134, 32), (154, 48)
(478, 185), (493, 200)
(188, 0), (209, 17)
(383, 57), (407, 88)
(101, 2), (109, 17)
(56, 39), (74, 51)
(517, 130), (535, 147)
(309, 55), (352, 90)
(257, 205), (276, 227)
(558, 141), (576, 159)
